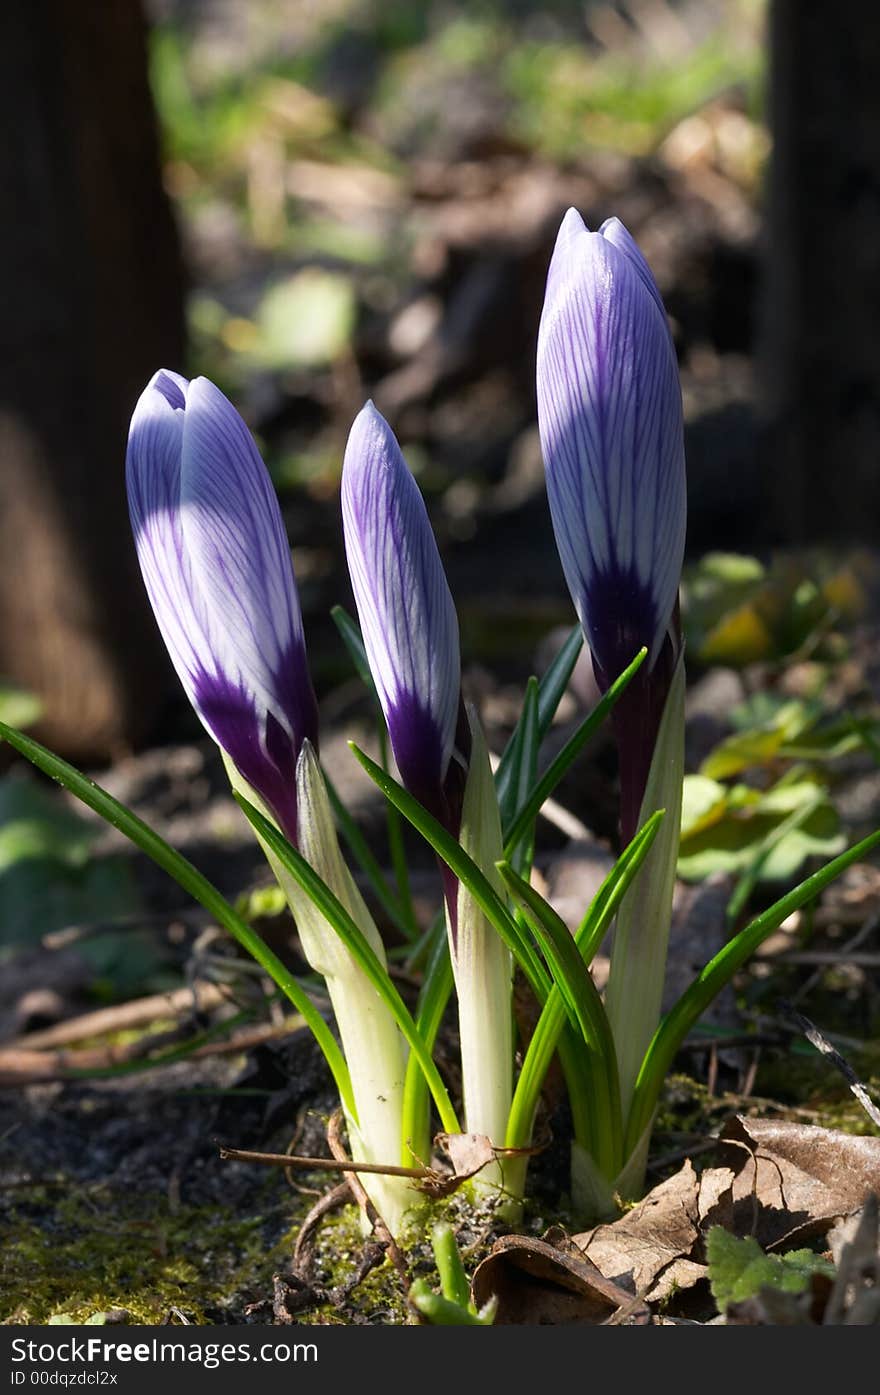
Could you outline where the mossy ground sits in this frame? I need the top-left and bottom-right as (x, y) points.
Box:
(2, 1177), (297, 1324)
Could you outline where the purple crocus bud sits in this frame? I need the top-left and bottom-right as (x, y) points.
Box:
(341, 402), (463, 825)
(537, 209), (686, 839)
(126, 370), (318, 845)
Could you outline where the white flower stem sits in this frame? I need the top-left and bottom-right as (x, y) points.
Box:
(605, 651), (686, 1138)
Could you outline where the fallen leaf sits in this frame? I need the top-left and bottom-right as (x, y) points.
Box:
(717, 1115), (880, 1248)
(572, 1159), (734, 1301)
(471, 1233), (650, 1325)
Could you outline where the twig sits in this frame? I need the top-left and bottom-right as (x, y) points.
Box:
(488, 749), (592, 841)
(0, 1016), (303, 1085)
(6, 981), (228, 1051)
(779, 1000), (880, 1130)
(218, 1143), (428, 1180)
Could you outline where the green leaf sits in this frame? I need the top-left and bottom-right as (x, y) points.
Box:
(700, 727), (786, 780)
(495, 624), (583, 828)
(505, 677), (540, 876)
(678, 779), (843, 883)
(724, 789), (827, 926)
(331, 605), (375, 693)
(680, 774), (728, 839)
(706, 1228), (834, 1312)
(627, 821), (880, 1155)
(349, 742), (552, 1004)
(323, 770), (411, 939)
(234, 791), (460, 1136)
(497, 859), (620, 1175)
(505, 812), (664, 1154)
(330, 605), (420, 941)
(503, 647), (647, 857)
(0, 720), (354, 1118)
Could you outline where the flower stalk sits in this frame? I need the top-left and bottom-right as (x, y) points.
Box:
(342, 404), (514, 1189)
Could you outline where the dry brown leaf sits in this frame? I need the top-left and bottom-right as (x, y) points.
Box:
(572, 1159), (734, 1301)
(437, 1132), (498, 1178)
(415, 1132), (540, 1200)
(717, 1115), (880, 1248)
(470, 1233), (650, 1325)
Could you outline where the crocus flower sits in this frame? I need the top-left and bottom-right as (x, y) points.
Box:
(341, 402), (463, 826)
(342, 403), (512, 1164)
(537, 210), (686, 839)
(126, 370), (318, 844)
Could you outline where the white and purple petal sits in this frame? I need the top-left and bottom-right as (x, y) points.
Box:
(126, 371), (317, 842)
(537, 211), (686, 686)
(341, 403), (460, 815)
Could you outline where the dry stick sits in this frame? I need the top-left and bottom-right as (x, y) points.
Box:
(218, 1143), (428, 1180)
(779, 999), (880, 1130)
(488, 748), (592, 842)
(6, 981), (229, 1051)
(326, 1108), (411, 1290)
(0, 1016), (304, 1085)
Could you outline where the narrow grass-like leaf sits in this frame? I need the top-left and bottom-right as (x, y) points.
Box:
(725, 791), (825, 928)
(0, 721), (354, 1116)
(506, 812), (663, 1154)
(505, 677), (540, 877)
(401, 917), (453, 1165)
(572, 810), (666, 970)
(235, 791), (460, 1136)
(332, 604), (420, 941)
(495, 624), (583, 827)
(331, 604), (375, 693)
(349, 743), (552, 1004)
(323, 770), (412, 939)
(504, 647), (647, 856)
(627, 823), (880, 1154)
(497, 860), (621, 1175)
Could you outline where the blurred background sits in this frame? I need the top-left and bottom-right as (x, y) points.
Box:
(6, 0), (879, 768)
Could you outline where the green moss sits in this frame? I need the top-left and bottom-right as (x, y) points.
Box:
(1, 1180), (299, 1325)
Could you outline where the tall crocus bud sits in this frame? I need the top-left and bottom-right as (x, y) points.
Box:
(342, 404), (512, 1183)
(537, 212), (686, 1156)
(537, 209), (686, 844)
(126, 370), (318, 844)
(342, 401), (463, 827)
(129, 373), (410, 1232)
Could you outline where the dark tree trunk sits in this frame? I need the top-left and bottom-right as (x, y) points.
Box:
(761, 1), (880, 544)
(0, 0), (186, 758)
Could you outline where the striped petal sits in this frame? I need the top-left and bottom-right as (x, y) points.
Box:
(126, 371), (317, 842)
(341, 402), (461, 815)
(537, 210), (686, 686)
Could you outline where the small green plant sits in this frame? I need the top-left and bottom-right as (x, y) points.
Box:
(706, 1227), (835, 1314)
(409, 1223), (496, 1325)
